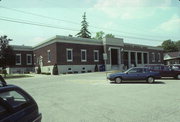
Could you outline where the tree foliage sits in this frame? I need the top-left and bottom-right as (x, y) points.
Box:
(175, 40), (180, 51)
(161, 40), (178, 52)
(76, 12), (91, 38)
(94, 31), (115, 40)
(105, 33), (115, 38)
(94, 31), (105, 40)
(0, 35), (15, 68)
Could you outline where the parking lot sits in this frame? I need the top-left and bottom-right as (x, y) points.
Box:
(6, 72), (180, 122)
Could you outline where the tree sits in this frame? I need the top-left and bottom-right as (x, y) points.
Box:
(76, 12), (91, 38)
(0, 35), (15, 69)
(94, 31), (105, 40)
(175, 40), (180, 51)
(161, 40), (178, 52)
(105, 34), (115, 38)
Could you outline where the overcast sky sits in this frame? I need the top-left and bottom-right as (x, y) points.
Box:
(0, 0), (180, 46)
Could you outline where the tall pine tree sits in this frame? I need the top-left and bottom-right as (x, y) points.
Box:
(76, 12), (91, 38)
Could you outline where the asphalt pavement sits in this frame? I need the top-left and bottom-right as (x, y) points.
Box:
(6, 72), (180, 122)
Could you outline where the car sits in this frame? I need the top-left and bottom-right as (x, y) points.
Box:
(168, 64), (180, 71)
(107, 67), (161, 83)
(0, 75), (42, 122)
(145, 65), (180, 79)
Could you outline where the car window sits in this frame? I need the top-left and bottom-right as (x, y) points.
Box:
(128, 68), (143, 73)
(163, 66), (171, 71)
(153, 66), (161, 70)
(0, 90), (30, 109)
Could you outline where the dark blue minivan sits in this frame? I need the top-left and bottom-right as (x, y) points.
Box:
(0, 75), (42, 122)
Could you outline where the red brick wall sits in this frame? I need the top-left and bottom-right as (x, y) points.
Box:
(34, 43), (57, 66)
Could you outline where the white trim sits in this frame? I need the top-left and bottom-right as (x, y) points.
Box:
(81, 49), (87, 62)
(47, 50), (51, 63)
(158, 53), (161, 62)
(66, 48), (73, 62)
(26, 54), (32, 65)
(15, 54), (21, 65)
(94, 50), (99, 62)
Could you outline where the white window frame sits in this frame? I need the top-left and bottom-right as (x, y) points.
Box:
(26, 54), (32, 65)
(81, 49), (87, 62)
(158, 53), (161, 62)
(94, 50), (99, 62)
(152, 53), (155, 62)
(66, 48), (73, 62)
(16, 54), (21, 65)
(47, 50), (51, 63)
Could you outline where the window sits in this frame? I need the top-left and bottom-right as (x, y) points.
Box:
(16, 54), (21, 65)
(128, 68), (143, 73)
(152, 53), (155, 62)
(0, 90), (30, 109)
(47, 50), (51, 62)
(158, 53), (161, 62)
(137, 52), (142, 64)
(143, 53), (148, 64)
(26, 54), (32, 65)
(66, 48), (73, 62)
(94, 50), (99, 62)
(81, 49), (87, 62)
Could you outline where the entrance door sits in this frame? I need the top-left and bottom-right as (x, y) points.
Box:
(111, 49), (118, 65)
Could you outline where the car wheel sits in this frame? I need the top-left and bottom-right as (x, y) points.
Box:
(147, 76), (154, 83)
(177, 74), (180, 79)
(115, 77), (122, 84)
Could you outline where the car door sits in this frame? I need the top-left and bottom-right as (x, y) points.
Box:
(124, 68), (143, 80)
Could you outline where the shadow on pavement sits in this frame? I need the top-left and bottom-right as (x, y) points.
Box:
(110, 81), (165, 84)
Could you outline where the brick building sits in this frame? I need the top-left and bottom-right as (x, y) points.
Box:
(7, 35), (164, 74)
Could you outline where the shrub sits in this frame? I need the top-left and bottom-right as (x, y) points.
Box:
(2, 69), (7, 77)
(37, 65), (41, 74)
(94, 64), (99, 72)
(52, 64), (58, 75)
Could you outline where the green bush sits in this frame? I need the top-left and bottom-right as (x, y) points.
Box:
(94, 64), (99, 72)
(52, 64), (58, 75)
(37, 65), (41, 74)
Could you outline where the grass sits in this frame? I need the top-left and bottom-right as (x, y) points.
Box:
(0, 74), (33, 79)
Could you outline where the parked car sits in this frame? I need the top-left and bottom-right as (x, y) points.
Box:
(0, 75), (42, 122)
(168, 64), (180, 71)
(107, 67), (161, 83)
(145, 65), (180, 79)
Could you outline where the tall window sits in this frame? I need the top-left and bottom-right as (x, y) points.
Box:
(47, 50), (51, 62)
(26, 54), (32, 65)
(152, 53), (155, 62)
(81, 49), (87, 62)
(16, 54), (21, 65)
(143, 53), (148, 64)
(66, 48), (73, 62)
(158, 53), (161, 62)
(94, 50), (99, 62)
(137, 52), (142, 64)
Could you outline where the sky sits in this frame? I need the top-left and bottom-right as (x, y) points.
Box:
(0, 0), (180, 46)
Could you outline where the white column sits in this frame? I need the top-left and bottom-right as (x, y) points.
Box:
(128, 51), (131, 67)
(135, 52), (137, 66)
(147, 53), (149, 64)
(142, 52), (144, 65)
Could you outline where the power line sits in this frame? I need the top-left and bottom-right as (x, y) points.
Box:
(0, 5), (169, 39)
(0, 16), (79, 32)
(0, 16), (165, 42)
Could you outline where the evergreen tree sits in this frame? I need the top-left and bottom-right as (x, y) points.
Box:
(76, 12), (91, 38)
